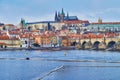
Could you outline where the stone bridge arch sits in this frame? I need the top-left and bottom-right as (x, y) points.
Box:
(80, 38), (120, 49)
(81, 41), (87, 49)
(107, 41), (116, 48)
(93, 41), (101, 49)
(105, 38), (118, 46)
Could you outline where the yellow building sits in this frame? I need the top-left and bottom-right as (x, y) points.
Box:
(61, 36), (71, 47)
(27, 21), (64, 31)
(0, 39), (21, 48)
(0, 35), (21, 48)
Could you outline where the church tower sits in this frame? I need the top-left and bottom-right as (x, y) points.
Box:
(67, 12), (69, 21)
(20, 18), (25, 33)
(60, 8), (65, 22)
(57, 11), (60, 22)
(98, 18), (102, 24)
(55, 11), (58, 22)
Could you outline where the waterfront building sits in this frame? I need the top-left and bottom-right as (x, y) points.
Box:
(19, 32), (36, 48)
(61, 36), (71, 47)
(0, 32), (21, 48)
(88, 18), (120, 32)
(35, 31), (58, 47)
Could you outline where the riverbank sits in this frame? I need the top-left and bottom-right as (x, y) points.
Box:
(0, 46), (75, 51)
(0, 46), (120, 52)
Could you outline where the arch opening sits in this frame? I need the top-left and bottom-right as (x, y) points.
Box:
(71, 41), (77, 46)
(81, 41), (87, 49)
(107, 41), (116, 48)
(93, 41), (100, 49)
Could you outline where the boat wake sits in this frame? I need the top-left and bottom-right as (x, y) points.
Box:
(34, 64), (120, 80)
(36, 65), (64, 80)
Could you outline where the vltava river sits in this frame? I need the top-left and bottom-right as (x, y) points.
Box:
(0, 50), (120, 80)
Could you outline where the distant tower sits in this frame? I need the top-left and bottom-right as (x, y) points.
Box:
(58, 11), (61, 21)
(67, 12), (69, 21)
(98, 18), (102, 24)
(55, 11), (58, 22)
(47, 22), (51, 31)
(20, 18), (25, 33)
(60, 8), (65, 22)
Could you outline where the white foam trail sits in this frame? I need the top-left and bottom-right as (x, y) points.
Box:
(37, 65), (64, 80)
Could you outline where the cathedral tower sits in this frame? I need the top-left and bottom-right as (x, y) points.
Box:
(60, 8), (65, 22)
(55, 11), (58, 21)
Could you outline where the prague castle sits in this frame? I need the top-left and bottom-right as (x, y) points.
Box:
(55, 8), (78, 22)
(26, 9), (89, 32)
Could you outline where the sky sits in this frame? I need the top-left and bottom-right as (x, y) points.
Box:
(0, 0), (120, 24)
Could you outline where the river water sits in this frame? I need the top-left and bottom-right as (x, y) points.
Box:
(0, 50), (120, 80)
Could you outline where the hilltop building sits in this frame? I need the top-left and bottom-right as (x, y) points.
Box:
(88, 18), (120, 32)
(0, 23), (16, 31)
(55, 8), (78, 22)
(26, 9), (89, 32)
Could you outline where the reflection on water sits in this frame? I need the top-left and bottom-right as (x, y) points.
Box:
(0, 50), (120, 80)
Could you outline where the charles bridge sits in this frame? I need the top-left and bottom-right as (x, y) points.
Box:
(75, 37), (120, 50)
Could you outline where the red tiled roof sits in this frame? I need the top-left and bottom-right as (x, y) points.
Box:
(0, 35), (10, 40)
(10, 37), (19, 40)
(9, 31), (20, 34)
(64, 20), (89, 24)
(4, 24), (14, 26)
(0, 42), (6, 45)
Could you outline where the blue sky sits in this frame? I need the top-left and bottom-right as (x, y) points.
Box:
(0, 0), (120, 24)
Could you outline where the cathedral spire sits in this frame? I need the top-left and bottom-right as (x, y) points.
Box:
(67, 12), (69, 20)
(58, 11), (60, 17)
(55, 11), (58, 21)
(61, 8), (65, 16)
(58, 11), (60, 21)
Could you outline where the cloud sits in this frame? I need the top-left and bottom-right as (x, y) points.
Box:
(30, 0), (49, 5)
(69, 8), (120, 22)
(17, 13), (54, 23)
(105, 8), (120, 13)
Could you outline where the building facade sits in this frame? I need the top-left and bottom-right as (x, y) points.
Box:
(26, 9), (89, 32)
(88, 18), (120, 32)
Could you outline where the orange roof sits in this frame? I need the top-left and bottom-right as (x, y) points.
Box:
(10, 37), (19, 40)
(4, 24), (14, 26)
(32, 30), (39, 32)
(64, 20), (89, 24)
(9, 31), (20, 34)
(0, 42), (6, 45)
(0, 35), (10, 40)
